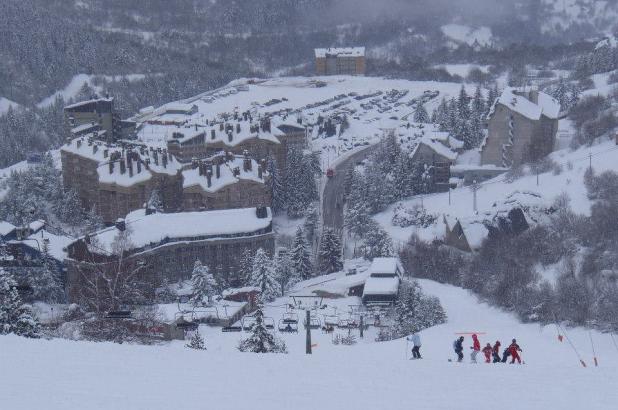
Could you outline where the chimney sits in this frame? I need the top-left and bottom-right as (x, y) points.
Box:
(103, 149), (109, 158)
(233, 167), (240, 177)
(256, 206), (268, 219)
(136, 160), (142, 173)
(219, 123), (224, 131)
(76, 140), (82, 148)
(198, 162), (204, 176)
(128, 158), (133, 177)
(119, 160), (126, 175)
(227, 131), (233, 142)
(234, 111), (238, 120)
(206, 170), (212, 187)
(162, 154), (168, 168)
(109, 161), (114, 174)
(243, 157), (252, 172)
(216, 162), (221, 178)
(195, 124), (198, 131)
(93, 145), (98, 154)
(153, 151), (159, 166)
(211, 129), (216, 140)
(192, 158), (199, 169)
(258, 164), (263, 179)
(236, 123), (241, 134)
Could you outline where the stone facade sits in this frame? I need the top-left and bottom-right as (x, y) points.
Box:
(481, 89), (559, 168)
(65, 208), (275, 303)
(315, 47), (366, 76)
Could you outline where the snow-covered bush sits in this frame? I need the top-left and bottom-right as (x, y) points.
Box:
(391, 204), (437, 228)
(186, 330), (206, 350)
(0, 268), (41, 338)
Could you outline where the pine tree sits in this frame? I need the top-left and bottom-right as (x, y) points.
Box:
(238, 302), (287, 353)
(266, 155), (285, 214)
(303, 203), (319, 245)
(389, 281), (445, 339)
(471, 85), (485, 118)
(291, 227), (313, 280)
(274, 249), (298, 296)
(434, 98), (449, 131)
(318, 228), (343, 274)
(413, 103), (430, 123)
(189, 260), (217, 307)
(32, 240), (64, 303)
(457, 85), (470, 119)
(237, 248), (255, 286)
(186, 330), (206, 350)
(250, 248), (278, 301)
(360, 222), (394, 260)
(0, 268), (40, 338)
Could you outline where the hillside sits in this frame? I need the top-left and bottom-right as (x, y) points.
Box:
(2, 276), (617, 410)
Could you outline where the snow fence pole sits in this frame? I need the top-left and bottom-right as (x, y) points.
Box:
(306, 310), (312, 355)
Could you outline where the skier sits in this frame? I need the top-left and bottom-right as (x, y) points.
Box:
(470, 333), (481, 363)
(492, 341), (502, 363)
(482, 343), (492, 363)
(508, 339), (523, 364)
(407, 333), (422, 359)
(501, 346), (511, 363)
(453, 336), (464, 362)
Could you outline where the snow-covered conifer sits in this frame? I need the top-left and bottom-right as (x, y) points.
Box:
(189, 260), (217, 307)
(318, 228), (343, 274)
(238, 302), (287, 353)
(0, 268), (40, 338)
(291, 227), (313, 280)
(186, 330), (206, 350)
(250, 248), (278, 301)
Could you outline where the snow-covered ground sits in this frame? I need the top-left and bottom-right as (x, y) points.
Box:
(2, 275), (617, 410)
(375, 136), (618, 246)
(133, 76), (477, 166)
(0, 96), (20, 115)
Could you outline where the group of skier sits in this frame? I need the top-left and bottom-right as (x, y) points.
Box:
(453, 334), (523, 364)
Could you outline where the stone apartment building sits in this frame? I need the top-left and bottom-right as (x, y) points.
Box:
(61, 136), (271, 225)
(64, 207), (275, 303)
(64, 97), (136, 142)
(315, 47), (366, 76)
(182, 152), (271, 211)
(481, 88), (560, 168)
(166, 116), (307, 173)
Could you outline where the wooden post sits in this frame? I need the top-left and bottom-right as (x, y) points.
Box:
(360, 315), (364, 339)
(306, 310), (312, 354)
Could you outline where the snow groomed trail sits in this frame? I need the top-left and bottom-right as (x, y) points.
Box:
(1, 279), (617, 410)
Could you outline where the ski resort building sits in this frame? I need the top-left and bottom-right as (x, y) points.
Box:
(481, 88), (560, 168)
(65, 207), (275, 304)
(361, 258), (403, 305)
(410, 136), (458, 192)
(64, 97), (136, 142)
(181, 152), (271, 212)
(165, 117), (307, 174)
(61, 138), (184, 225)
(315, 47), (366, 76)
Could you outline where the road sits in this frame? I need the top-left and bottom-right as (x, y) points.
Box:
(321, 145), (375, 232)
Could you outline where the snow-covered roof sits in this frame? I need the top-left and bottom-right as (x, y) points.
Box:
(413, 136), (458, 161)
(315, 47), (365, 58)
(29, 220), (45, 233)
(460, 221), (489, 250)
(362, 276), (400, 296)
(64, 97), (113, 110)
(62, 137), (183, 187)
(25, 230), (73, 261)
(164, 119), (283, 147)
(85, 207), (272, 254)
(182, 156), (267, 193)
(492, 88), (560, 121)
(0, 221), (16, 237)
(369, 257), (403, 277)
(222, 286), (260, 298)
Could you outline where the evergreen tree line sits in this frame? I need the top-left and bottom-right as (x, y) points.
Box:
(400, 170), (618, 332)
(280, 149), (321, 218)
(0, 154), (103, 235)
(378, 280), (447, 341)
(343, 134), (424, 259)
(573, 42), (618, 79)
(432, 84), (496, 150)
(0, 267), (40, 338)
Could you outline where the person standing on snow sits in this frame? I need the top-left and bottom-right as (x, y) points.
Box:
(407, 333), (422, 359)
(482, 343), (492, 363)
(453, 336), (464, 362)
(492, 341), (502, 363)
(508, 339), (523, 364)
(470, 333), (481, 363)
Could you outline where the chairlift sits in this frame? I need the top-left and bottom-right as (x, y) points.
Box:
(263, 316), (275, 330)
(241, 316), (257, 331)
(176, 318), (198, 331)
(323, 315), (339, 327)
(337, 318), (358, 329)
(304, 315), (322, 330)
(278, 319), (299, 333)
(281, 312), (299, 325)
(221, 325), (242, 333)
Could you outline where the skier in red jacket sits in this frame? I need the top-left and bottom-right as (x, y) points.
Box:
(509, 339), (522, 364)
(470, 333), (481, 363)
(482, 343), (492, 363)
